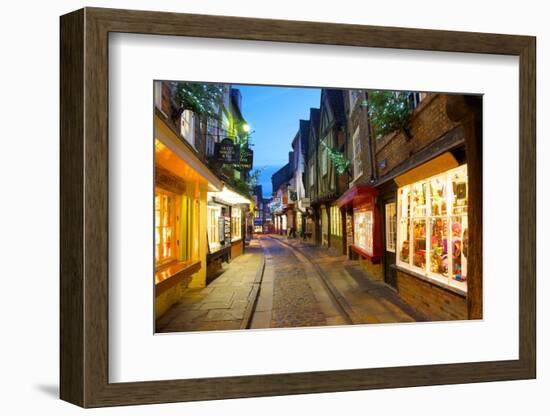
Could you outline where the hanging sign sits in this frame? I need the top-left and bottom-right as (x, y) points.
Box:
(215, 138), (238, 164)
(239, 147), (254, 170)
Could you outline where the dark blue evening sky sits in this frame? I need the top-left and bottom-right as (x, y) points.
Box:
(234, 85), (321, 197)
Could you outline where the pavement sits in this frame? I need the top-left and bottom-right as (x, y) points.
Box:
(155, 239), (264, 333)
(156, 234), (422, 333)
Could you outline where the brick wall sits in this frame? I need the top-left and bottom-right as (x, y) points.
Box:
(396, 270), (467, 320)
(359, 257), (383, 281)
(375, 94), (459, 178)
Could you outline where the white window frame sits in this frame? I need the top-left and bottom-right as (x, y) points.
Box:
(207, 205), (221, 251)
(385, 202), (396, 252)
(231, 207), (242, 241)
(396, 165), (468, 292)
(180, 109), (196, 149)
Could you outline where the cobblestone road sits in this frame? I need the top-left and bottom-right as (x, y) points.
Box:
(250, 236), (349, 329)
(156, 235), (420, 334)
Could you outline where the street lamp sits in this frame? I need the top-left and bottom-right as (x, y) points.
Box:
(242, 123), (250, 133)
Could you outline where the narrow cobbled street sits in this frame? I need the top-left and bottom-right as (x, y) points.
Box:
(157, 235), (422, 333)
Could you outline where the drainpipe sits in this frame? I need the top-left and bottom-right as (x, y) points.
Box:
(362, 92), (377, 184)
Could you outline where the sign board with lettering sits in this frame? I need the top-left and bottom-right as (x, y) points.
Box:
(215, 138), (238, 164)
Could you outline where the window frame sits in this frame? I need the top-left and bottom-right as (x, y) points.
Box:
(396, 164), (468, 292)
(231, 207), (242, 241)
(385, 202), (396, 253)
(154, 187), (179, 268)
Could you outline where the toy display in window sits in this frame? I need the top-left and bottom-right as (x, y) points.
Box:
(399, 218), (410, 263)
(412, 183), (426, 217)
(430, 218), (448, 276)
(430, 176), (447, 216)
(451, 219), (467, 282)
(412, 220), (426, 268)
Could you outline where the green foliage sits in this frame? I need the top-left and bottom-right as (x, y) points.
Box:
(322, 141), (351, 175)
(230, 168), (264, 198)
(367, 91), (413, 139)
(173, 82), (224, 118)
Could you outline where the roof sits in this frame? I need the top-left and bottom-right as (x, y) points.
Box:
(323, 89), (346, 126)
(271, 163), (292, 192)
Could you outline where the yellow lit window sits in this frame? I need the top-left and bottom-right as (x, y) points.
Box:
(155, 189), (178, 266)
(207, 206), (221, 250)
(231, 207), (242, 241)
(330, 205), (342, 237)
(397, 164), (468, 292)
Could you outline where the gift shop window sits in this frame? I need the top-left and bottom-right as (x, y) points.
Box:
(231, 207), (242, 241)
(397, 164), (468, 292)
(155, 189), (179, 267)
(354, 209), (373, 255)
(330, 205), (342, 237)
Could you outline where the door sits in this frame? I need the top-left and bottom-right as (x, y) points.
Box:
(383, 200), (398, 288)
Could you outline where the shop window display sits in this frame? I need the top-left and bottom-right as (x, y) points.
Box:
(354, 210), (373, 255)
(397, 164), (468, 291)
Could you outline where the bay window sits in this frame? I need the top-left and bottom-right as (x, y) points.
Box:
(397, 164), (468, 291)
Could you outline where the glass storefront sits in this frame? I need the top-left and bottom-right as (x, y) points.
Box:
(397, 164), (468, 291)
(354, 209), (374, 255)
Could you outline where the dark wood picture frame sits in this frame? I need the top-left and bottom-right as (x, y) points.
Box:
(60, 7), (536, 408)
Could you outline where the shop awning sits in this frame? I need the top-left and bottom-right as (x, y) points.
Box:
(155, 113), (223, 192)
(208, 185), (252, 206)
(394, 152), (458, 187)
(335, 185), (378, 208)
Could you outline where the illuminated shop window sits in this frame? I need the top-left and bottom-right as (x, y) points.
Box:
(354, 210), (373, 255)
(155, 189), (178, 266)
(385, 202), (397, 252)
(397, 164), (468, 291)
(231, 207), (242, 241)
(330, 205), (342, 237)
(207, 206), (221, 250)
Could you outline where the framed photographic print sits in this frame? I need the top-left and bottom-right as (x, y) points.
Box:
(60, 7), (536, 408)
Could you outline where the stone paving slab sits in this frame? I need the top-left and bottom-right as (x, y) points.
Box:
(156, 243), (263, 333)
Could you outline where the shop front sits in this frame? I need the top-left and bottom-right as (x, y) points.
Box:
(206, 185), (251, 278)
(336, 185), (383, 280)
(393, 161), (469, 320)
(154, 113), (223, 320)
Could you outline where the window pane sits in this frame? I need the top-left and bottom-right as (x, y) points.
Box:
(451, 166), (468, 215)
(399, 186), (410, 218)
(450, 216), (468, 282)
(411, 182), (427, 217)
(399, 218), (410, 263)
(430, 217), (448, 276)
(430, 175), (447, 216)
(412, 219), (426, 269)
